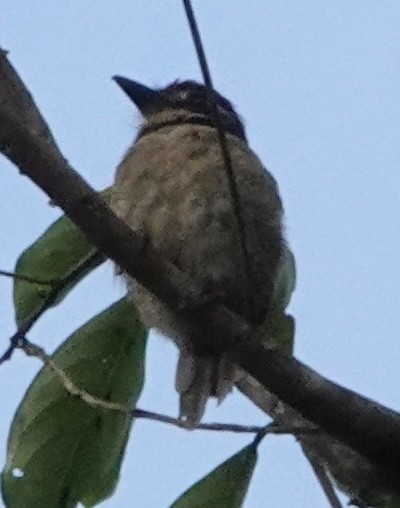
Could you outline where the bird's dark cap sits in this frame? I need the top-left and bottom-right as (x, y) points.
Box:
(113, 76), (161, 114)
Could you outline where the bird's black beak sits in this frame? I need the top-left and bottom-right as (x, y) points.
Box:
(113, 76), (162, 114)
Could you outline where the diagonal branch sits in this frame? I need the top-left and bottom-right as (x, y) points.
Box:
(182, 0), (256, 319)
(300, 446), (343, 508)
(0, 269), (54, 285)
(0, 250), (104, 364)
(238, 376), (392, 506)
(1, 49), (400, 495)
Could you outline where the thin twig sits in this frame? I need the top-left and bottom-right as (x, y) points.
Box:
(239, 377), (343, 507)
(0, 250), (104, 364)
(0, 269), (54, 285)
(301, 444), (343, 508)
(17, 334), (318, 435)
(182, 0), (255, 319)
(135, 408), (318, 435)
(135, 408), (264, 433)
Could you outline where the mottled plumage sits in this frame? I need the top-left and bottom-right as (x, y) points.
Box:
(111, 77), (285, 426)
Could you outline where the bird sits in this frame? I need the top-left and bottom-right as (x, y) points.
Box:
(111, 76), (286, 427)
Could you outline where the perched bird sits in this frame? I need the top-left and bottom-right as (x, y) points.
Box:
(111, 76), (286, 426)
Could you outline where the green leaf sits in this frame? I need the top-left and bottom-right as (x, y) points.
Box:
(272, 244), (296, 312)
(266, 312), (295, 354)
(263, 244), (296, 353)
(2, 298), (147, 508)
(170, 444), (258, 508)
(13, 189), (112, 326)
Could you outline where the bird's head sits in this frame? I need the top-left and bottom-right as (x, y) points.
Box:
(113, 76), (246, 140)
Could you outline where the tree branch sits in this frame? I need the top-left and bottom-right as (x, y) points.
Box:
(1, 49), (400, 494)
(0, 250), (103, 364)
(300, 445), (343, 508)
(0, 269), (54, 285)
(238, 376), (395, 505)
(19, 334), (315, 437)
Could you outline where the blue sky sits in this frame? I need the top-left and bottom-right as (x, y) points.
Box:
(1, 2), (400, 507)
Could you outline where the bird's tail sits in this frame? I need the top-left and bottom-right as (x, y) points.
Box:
(175, 350), (237, 427)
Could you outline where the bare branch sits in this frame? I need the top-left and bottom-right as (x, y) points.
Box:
(182, 0), (256, 318)
(0, 250), (103, 364)
(238, 376), (394, 506)
(1, 49), (400, 493)
(0, 269), (54, 285)
(300, 445), (343, 508)
(19, 335), (317, 437)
